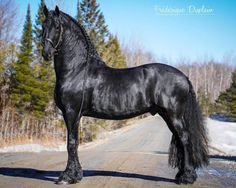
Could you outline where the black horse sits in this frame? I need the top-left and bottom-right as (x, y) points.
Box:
(41, 6), (208, 185)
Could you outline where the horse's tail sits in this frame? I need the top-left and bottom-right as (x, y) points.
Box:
(169, 79), (209, 169)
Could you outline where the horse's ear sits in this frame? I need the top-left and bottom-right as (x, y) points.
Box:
(43, 5), (48, 17)
(55, 6), (60, 16)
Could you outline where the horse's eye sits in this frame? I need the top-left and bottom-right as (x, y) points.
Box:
(56, 26), (59, 30)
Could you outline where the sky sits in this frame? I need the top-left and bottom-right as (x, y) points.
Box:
(16, 0), (236, 65)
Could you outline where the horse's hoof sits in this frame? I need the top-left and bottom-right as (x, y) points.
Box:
(56, 169), (83, 184)
(175, 169), (197, 184)
(176, 176), (194, 184)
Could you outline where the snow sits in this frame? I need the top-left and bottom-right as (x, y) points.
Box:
(207, 118), (236, 155)
(0, 144), (66, 153)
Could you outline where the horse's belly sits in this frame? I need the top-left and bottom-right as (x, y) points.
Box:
(88, 89), (153, 120)
(86, 107), (151, 120)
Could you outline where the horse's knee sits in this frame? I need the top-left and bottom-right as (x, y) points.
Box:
(172, 119), (184, 134)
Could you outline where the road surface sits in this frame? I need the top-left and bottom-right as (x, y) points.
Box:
(0, 116), (236, 188)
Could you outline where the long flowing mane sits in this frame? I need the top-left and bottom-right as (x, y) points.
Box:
(60, 12), (100, 59)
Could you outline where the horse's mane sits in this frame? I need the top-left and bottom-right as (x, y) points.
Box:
(60, 11), (100, 59)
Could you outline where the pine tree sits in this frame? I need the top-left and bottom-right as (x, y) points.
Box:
(197, 89), (214, 115)
(33, 0), (55, 116)
(77, 0), (109, 46)
(77, 0), (127, 68)
(216, 70), (236, 120)
(103, 35), (126, 68)
(77, 0), (109, 57)
(10, 4), (34, 113)
(10, 4), (49, 117)
(34, 0), (45, 62)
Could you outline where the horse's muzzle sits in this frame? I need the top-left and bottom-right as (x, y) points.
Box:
(42, 50), (54, 61)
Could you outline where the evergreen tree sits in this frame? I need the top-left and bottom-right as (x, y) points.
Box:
(77, 0), (127, 68)
(10, 4), (49, 117)
(33, 0), (55, 116)
(197, 89), (214, 116)
(103, 35), (126, 68)
(77, 0), (109, 48)
(34, 0), (45, 62)
(10, 4), (34, 113)
(216, 70), (236, 120)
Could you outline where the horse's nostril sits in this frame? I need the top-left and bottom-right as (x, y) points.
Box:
(42, 52), (50, 61)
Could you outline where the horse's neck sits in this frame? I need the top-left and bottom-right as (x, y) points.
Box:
(54, 28), (88, 82)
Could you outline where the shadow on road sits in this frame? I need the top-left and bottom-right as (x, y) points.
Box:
(0, 167), (175, 183)
(0, 167), (59, 182)
(83, 169), (175, 183)
(210, 155), (236, 162)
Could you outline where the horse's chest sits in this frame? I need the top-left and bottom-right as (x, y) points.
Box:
(55, 82), (83, 107)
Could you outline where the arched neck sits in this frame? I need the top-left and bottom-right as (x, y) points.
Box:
(53, 16), (89, 82)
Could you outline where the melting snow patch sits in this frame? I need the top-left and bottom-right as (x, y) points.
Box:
(207, 118), (236, 155)
(0, 144), (66, 153)
(208, 169), (221, 176)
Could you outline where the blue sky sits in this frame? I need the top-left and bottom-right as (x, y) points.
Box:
(17, 0), (236, 65)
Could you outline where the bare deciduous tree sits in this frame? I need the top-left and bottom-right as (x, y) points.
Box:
(122, 40), (156, 67)
(177, 60), (233, 102)
(0, 0), (17, 43)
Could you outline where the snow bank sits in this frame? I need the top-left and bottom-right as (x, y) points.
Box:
(0, 144), (66, 153)
(207, 118), (236, 155)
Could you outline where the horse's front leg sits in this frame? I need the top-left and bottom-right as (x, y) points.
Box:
(57, 109), (83, 184)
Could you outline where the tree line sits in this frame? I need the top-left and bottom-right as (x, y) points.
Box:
(177, 60), (234, 116)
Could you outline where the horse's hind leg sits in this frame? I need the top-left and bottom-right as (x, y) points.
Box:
(169, 116), (197, 184)
(57, 109), (83, 184)
(158, 109), (197, 184)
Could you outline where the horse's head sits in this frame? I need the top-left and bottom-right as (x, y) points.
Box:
(41, 6), (63, 61)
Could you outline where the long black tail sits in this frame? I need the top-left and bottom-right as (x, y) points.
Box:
(169, 80), (209, 169)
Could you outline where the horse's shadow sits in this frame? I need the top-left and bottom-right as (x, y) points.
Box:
(0, 167), (175, 183)
(1, 155), (235, 184)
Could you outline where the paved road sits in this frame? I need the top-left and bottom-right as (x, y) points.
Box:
(0, 116), (236, 188)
